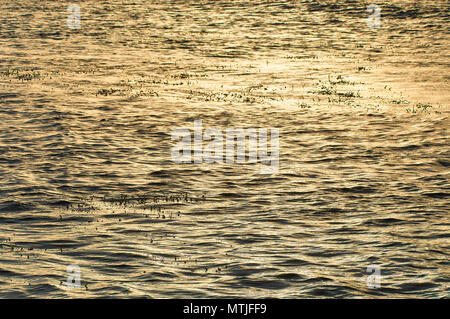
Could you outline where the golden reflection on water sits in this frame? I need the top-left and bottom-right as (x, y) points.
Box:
(0, 0), (448, 298)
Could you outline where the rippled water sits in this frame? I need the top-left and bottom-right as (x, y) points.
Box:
(0, 0), (449, 298)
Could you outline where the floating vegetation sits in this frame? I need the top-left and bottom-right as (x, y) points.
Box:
(328, 74), (358, 86)
(311, 84), (334, 95)
(64, 191), (206, 216)
(0, 68), (20, 78)
(0, 69), (42, 82)
(336, 90), (361, 98)
(128, 89), (159, 99)
(95, 88), (121, 96)
(357, 66), (371, 72)
(169, 72), (207, 79)
(297, 101), (311, 109)
(406, 103), (440, 114)
(391, 98), (410, 105)
(0, 191), (208, 263)
(285, 54), (318, 60)
(184, 88), (280, 104)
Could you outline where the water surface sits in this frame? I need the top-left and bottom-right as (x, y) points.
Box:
(0, 0), (448, 298)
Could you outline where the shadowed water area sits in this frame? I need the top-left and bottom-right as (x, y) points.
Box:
(0, 0), (449, 298)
